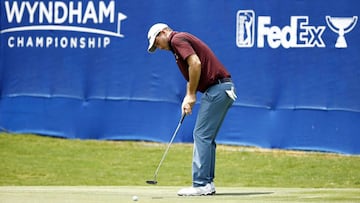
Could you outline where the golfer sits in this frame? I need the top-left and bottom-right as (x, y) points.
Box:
(147, 23), (237, 196)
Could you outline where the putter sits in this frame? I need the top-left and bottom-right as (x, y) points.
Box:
(146, 113), (186, 185)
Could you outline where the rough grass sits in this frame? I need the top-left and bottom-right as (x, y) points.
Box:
(0, 133), (359, 188)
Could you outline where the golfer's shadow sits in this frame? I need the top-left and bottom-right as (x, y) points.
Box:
(216, 192), (273, 196)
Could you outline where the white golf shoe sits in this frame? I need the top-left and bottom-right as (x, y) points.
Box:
(177, 183), (216, 196)
(210, 182), (216, 194)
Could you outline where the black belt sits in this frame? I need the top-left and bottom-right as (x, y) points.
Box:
(216, 77), (232, 84)
(206, 77), (232, 91)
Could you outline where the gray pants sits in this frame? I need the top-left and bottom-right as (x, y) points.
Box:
(192, 81), (235, 187)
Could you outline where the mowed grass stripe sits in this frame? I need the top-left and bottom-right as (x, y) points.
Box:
(0, 133), (359, 188)
(0, 186), (359, 203)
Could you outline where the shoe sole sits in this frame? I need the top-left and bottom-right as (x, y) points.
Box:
(177, 191), (216, 196)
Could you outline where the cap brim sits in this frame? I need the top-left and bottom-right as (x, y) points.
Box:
(148, 45), (156, 53)
(147, 37), (156, 53)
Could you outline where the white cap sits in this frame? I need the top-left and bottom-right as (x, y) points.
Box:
(147, 23), (169, 53)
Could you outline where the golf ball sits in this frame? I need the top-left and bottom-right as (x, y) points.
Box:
(132, 195), (139, 201)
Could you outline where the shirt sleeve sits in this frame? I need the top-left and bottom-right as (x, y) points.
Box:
(172, 36), (195, 60)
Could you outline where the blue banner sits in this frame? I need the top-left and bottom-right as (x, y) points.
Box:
(1, 0), (359, 154)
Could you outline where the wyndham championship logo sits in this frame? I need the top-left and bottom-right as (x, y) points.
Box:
(0, 0), (127, 49)
(236, 10), (358, 49)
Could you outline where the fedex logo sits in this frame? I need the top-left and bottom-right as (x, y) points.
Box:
(236, 10), (330, 49)
(257, 16), (326, 48)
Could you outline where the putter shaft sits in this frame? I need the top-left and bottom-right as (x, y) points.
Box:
(147, 114), (186, 184)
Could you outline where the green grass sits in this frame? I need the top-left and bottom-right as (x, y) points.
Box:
(0, 133), (359, 187)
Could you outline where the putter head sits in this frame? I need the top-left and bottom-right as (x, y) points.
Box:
(146, 180), (158, 185)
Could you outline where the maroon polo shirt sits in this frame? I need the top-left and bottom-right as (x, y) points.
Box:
(169, 31), (231, 93)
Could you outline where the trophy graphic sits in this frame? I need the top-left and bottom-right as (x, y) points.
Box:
(326, 16), (358, 48)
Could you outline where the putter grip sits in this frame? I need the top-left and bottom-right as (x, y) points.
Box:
(180, 113), (186, 124)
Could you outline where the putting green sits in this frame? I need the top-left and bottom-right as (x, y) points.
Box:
(0, 186), (359, 203)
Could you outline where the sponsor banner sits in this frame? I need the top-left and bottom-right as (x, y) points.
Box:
(1, 0), (126, 48)
(236, 10), (357, 49)
(1, 0), (359, 154)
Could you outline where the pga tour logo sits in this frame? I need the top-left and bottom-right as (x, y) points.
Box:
(236, 10), (358, 49)
(0, 0), (127, 49)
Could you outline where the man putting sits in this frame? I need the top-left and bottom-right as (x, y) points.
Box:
(147, 23), (237, 196)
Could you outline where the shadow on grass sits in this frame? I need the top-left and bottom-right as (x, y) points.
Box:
(216, 192), (273, 196)
(151, 192), (273, 199)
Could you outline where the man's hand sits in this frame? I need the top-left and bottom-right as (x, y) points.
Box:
(182, 94), (196, 115)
